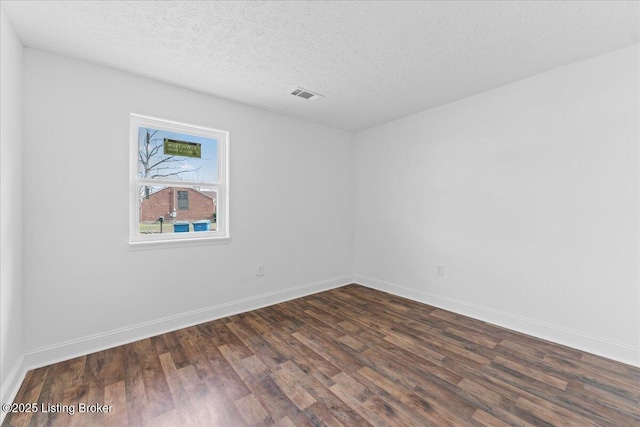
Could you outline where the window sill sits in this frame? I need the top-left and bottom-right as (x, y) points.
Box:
(129, 235), (230, 250)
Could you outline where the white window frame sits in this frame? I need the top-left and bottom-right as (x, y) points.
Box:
(129, 113), (229, 246)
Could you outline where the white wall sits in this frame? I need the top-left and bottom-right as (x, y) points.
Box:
(354, 45), (640, 366)
(0, 7), (25, 407)
(4, 28), (638, 406)
(22, 49), (354, 364)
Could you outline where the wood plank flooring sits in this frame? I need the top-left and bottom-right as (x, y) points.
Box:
(3, 284), (640, 426)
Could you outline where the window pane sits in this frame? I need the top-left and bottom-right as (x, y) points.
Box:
(177, 191), (189, 210)
(138, 127), (218, 183)
(139, 186), (217, 234)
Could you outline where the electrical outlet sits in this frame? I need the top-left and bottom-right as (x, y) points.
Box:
(436, 265), (444, 277)
(257, 265), (265, 277)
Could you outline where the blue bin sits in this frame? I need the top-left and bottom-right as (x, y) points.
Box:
(173, 221), (190, 233)
(193, 220), (210, 232)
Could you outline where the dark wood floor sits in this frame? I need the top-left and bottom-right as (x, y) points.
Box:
(4, 284), (640, 426)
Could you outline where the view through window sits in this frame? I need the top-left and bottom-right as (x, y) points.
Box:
(130, 114), (228, 244)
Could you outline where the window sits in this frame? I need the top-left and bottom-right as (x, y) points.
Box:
(130, 114), (229, 245)
(177, 191), (189, 210)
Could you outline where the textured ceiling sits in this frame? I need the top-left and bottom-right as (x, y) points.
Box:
(2, 1), (639, 131)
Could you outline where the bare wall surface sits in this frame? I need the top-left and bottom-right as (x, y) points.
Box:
(7, 35), (640, 395)
(0, 7), (25, 406)
(354, 45), (640, 366)
(22, 49), (354, 359)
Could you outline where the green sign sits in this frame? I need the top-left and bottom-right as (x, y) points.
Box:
(163, 139), (201, 158)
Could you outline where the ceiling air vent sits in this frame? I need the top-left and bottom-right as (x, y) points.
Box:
(291, 87), (324, 101)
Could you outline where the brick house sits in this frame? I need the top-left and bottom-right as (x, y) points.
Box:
(140, 187), (216, 222)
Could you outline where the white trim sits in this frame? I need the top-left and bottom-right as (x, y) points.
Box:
(129, 113), (230, 245)
(128, 235), (231, 249)
(7, 273), (637, 420)
(21, 275), (353, 372)
(354, 274), (640, 368)
(0, 355), (27, 424)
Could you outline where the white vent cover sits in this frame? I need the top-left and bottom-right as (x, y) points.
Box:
(291, 87), (324, 101)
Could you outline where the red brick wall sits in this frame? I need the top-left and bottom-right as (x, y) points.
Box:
(140, 187), (216, 222)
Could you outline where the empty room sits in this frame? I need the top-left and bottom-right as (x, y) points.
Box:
(1, 1), (639, 426)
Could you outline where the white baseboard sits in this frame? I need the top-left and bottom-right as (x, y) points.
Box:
(20, 275), (353, 375)
(0, 355), (27, 424)
(4, 272), (637, 420)
(354, 274), (640, 368)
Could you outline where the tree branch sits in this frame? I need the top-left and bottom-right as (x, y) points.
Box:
(151, 171), (188, 179)
(148, 156), (179, 170)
